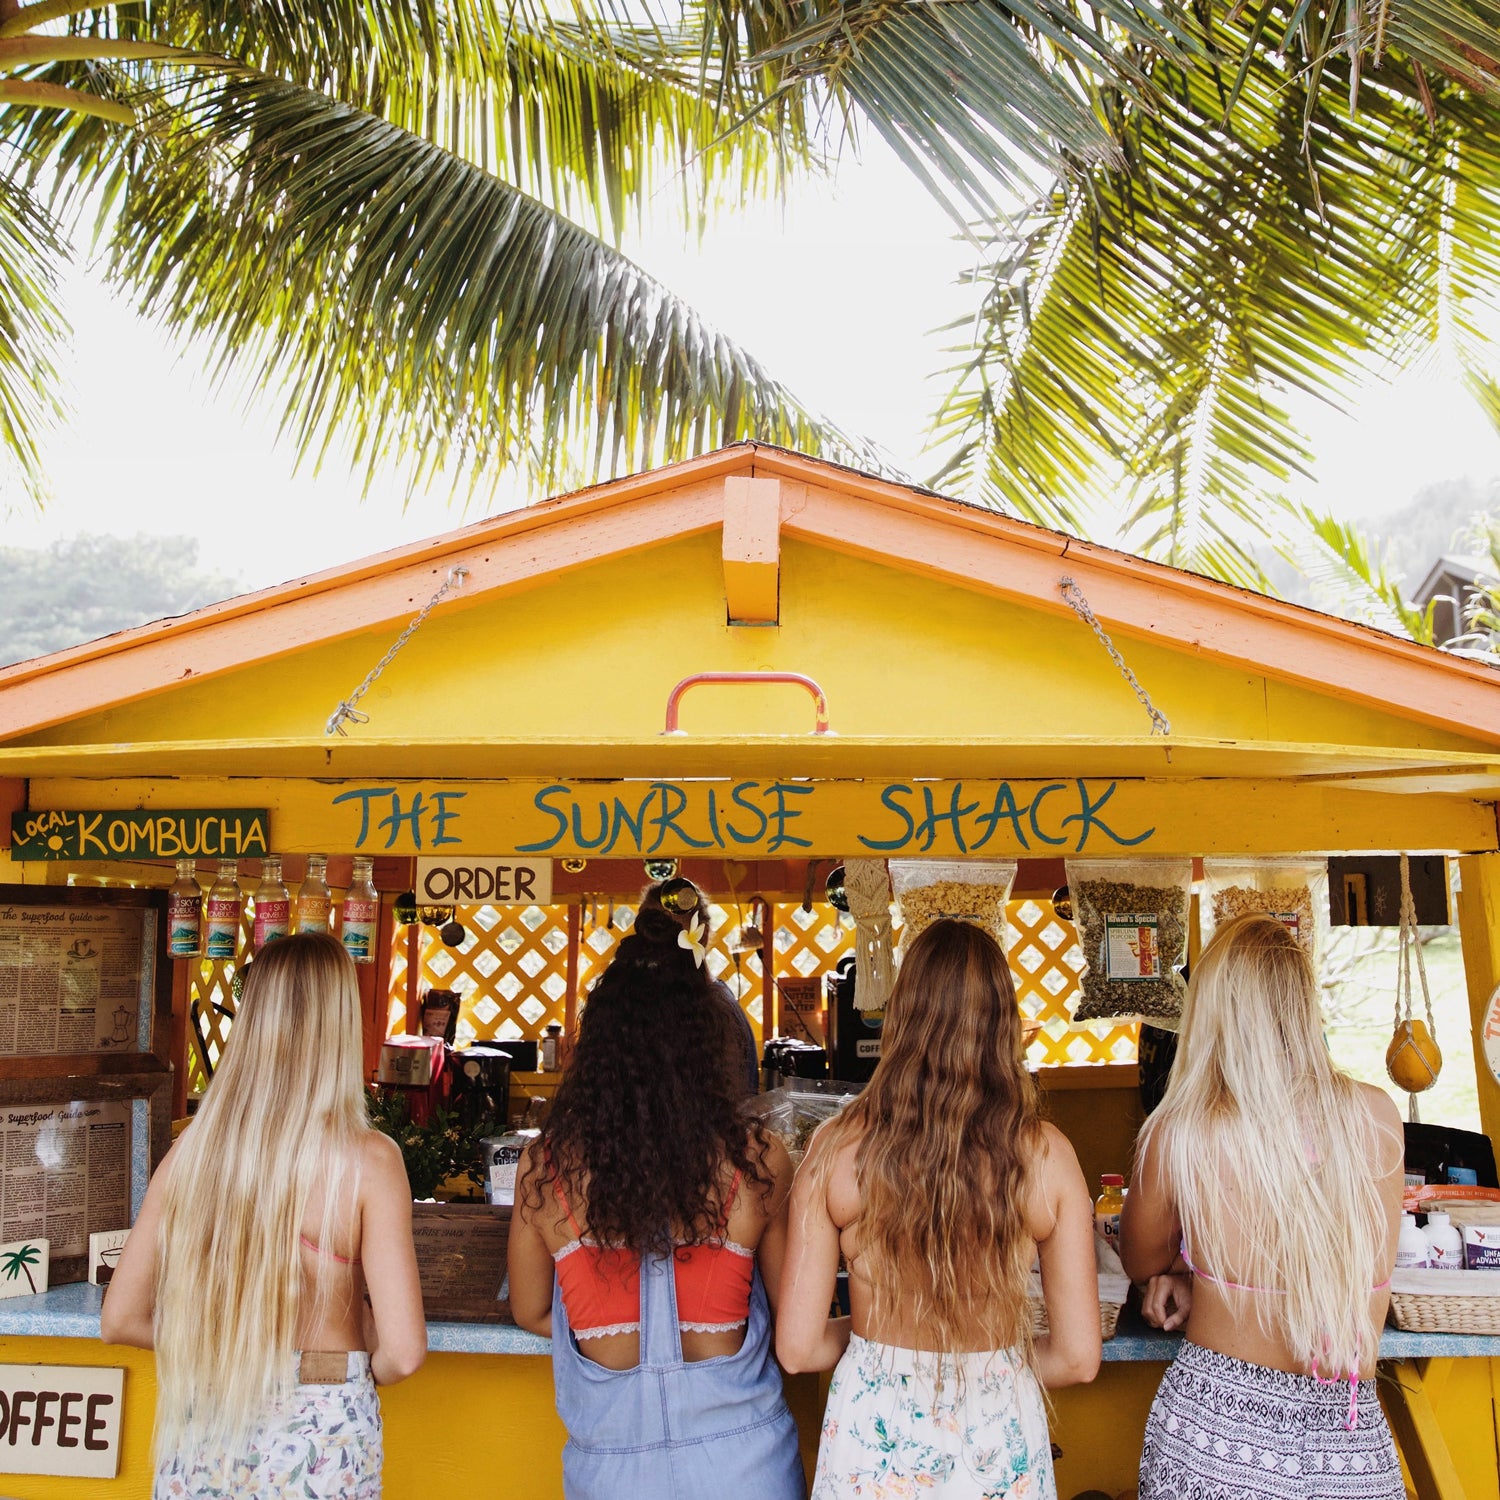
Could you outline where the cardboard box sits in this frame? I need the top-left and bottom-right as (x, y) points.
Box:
(1464, 1224), (1500, 1271)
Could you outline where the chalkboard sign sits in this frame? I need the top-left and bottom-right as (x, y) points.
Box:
(411, 1203), (511, 1323)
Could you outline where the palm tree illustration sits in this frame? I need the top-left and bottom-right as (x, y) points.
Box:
(1, 1245), (42, 1295)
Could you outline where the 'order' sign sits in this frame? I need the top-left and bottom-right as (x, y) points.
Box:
(416, 857), (553, 906)
(0, 1364), (123, 1478)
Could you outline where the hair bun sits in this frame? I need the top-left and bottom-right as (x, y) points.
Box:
(633, 906), (683, 947)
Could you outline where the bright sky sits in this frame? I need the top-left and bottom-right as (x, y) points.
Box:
(8, 136), (1500, 595)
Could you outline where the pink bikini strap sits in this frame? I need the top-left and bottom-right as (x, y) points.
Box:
(299, 1233), (359, 1266)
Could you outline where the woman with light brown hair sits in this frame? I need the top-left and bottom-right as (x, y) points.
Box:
(777, 918), (1100, 1499)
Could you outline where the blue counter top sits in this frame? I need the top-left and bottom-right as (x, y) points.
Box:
(10, 1284), (1500, 1362)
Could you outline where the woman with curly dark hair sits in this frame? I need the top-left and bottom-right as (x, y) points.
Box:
(507, 904), (803, 1500)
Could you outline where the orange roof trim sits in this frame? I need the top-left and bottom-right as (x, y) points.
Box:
(2, 444), (1498, 745)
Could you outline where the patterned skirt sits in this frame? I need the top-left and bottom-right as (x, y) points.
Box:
(154, 1352), (382, 1500)
(813, 1334), (1055, 1500)
(1139, 1342), (1404, 1500)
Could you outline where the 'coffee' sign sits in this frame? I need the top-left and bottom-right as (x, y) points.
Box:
(0, 1364), (123, 1478)
(416, 857), (553, 906)
(11, 809), (269, 862)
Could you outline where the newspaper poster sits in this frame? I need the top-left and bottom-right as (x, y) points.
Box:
(0, 905), (147, 1055)
(0, 1102), (130, 1260)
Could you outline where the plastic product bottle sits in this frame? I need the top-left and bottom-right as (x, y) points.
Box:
(1094, 1174), (1126, 1252)
(167, 859), (203, 959)
(1423, 1211), (1464, 1270)
(204, 861), (243, 961)
(1396, 1213), (1430, 1269)
(342, 857), (379, 965)
(542, 1022), (565, 1073)
(253, 856), (291, 952)
(296, 855), (332, 935)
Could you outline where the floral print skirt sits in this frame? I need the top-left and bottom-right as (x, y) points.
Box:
(154, 1352), (382, 1499)
(813, 1335), (1055, 1500)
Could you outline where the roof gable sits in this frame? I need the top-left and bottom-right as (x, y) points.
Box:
(3, 444), (1499, 750)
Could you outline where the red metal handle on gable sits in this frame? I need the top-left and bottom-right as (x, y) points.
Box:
(663, 672), (832, 735)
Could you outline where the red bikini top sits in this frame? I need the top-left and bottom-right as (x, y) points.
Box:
(552, 1173), (755, 1340)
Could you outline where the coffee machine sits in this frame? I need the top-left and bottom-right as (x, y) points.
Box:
(826, 955), (883, 1083)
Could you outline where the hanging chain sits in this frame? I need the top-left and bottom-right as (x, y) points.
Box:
(1058, 577), (1172, 737)
(325, 566), (469, 736)
(1395, 852), (1438, 1124)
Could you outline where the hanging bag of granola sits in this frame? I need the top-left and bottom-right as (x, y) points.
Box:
(889, 860), (1018, 958)
(1200, 858), (1328, 967)
(1067, 859), (1192, 1029)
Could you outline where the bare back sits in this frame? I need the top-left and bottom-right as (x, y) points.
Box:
(826, 1120), (1091, 1356)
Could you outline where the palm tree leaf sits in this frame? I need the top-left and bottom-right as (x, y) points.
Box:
(0, 161), (68, 511)
(102, 72), (878, 501)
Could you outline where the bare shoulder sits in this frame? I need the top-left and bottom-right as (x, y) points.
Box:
(1035, 1121), (1084, 1182)
(359, 1129), (409, 1187)
(1355, 1081), (1403, 1131)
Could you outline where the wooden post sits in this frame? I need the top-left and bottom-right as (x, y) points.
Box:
(1455, 853), (1500, 1148)
(405, 922), (422, 1034)
(363, 893), (399, 1081)
(169, 958), (191, 1119)
(762, 904), (777, 1042)
(565, 904), (581, 1039)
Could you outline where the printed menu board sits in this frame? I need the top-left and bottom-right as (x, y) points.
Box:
(0, 902), (152, 1056)
(0, 1100), (131, 1259)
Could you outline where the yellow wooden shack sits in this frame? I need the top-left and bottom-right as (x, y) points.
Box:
(1, 443), (1498, 1498)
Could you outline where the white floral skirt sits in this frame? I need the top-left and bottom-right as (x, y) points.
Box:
(154, 1352), (382, 1500)
(813, 1334), (1055, 1500)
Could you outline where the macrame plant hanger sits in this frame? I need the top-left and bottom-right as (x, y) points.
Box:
(1388, 853), (1442, 1123)
(843, 859), (896, 1016)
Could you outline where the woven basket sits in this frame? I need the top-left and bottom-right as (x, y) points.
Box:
(1388, 1268), (1500, 1334)
(1029, 1272), (1128, 1341)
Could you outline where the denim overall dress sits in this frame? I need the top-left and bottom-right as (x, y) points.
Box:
(552, 1250), (806, 1500)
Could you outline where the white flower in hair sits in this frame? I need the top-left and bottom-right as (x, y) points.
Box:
(678, 915), (708, 968)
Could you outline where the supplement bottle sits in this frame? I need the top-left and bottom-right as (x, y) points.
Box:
(253, 856), (291, 951)
(1423, 1211), (1464, 1270)
(1396, 1213), (1429, 1269)
(167, 859), (203, 959)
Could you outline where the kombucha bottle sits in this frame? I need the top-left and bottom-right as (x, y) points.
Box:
(205, 861), (243, 961)
(253, 856), (291, 951)
(167, 859), (202, 959)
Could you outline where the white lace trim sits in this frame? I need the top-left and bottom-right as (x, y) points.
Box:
(574, 1320), (642, 1339)
(719, 1239), (754, 1259)
(554, 1238), (584, 1261)
(678, 1319), (749, 1334)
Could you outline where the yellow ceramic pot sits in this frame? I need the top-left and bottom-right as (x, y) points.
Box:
(1386, 1018), (1442, 1093)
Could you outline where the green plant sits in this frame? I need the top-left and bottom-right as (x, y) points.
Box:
(366, 1089), (486, 1202)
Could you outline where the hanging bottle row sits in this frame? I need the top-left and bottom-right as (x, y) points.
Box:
(167, 856), (380, 965)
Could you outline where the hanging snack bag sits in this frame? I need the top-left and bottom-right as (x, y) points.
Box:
(1200, 858), (1327, 964)
(1067, 859), (1192, 1028)
(889, 860), (1018, 957)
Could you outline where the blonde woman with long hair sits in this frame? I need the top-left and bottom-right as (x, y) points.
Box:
(102, 932), (426, 1498)
(1120, 913), (1405, 1499)
(777, 918), (1101, 1500)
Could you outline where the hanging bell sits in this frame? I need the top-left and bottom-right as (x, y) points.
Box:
(1386, 1018), (1442, 1094)
(439, 920), (468, 949)
(561, 858), (587, 874)
(825, 864), (849, 913)
(419, 903), (455, 927)
(393, 890), (418, 925)
(644, 858), (679, 882)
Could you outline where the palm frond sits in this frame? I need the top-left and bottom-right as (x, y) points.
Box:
(104, 73), (876, 502)
(927, 2), (1500, 585)
(1283, 500), (1438, 642)
(0, 161), (68, 511)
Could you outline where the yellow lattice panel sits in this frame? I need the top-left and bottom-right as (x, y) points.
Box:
(1007, 898), (1139, 1066)
(770, 902), (854, 1044)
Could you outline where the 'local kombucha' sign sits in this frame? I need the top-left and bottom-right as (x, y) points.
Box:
(0, 1364), (123, 1478)
(10, 808), (268, 862)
